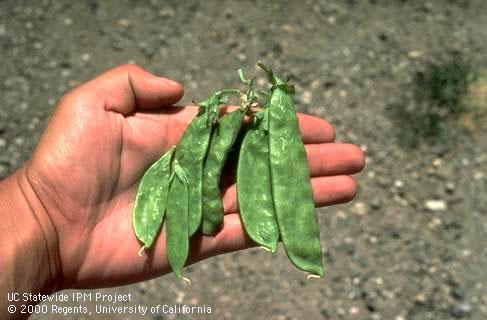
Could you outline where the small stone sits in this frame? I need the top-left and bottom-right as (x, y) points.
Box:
(336, 210), (347, 220)
(158, 8), (175, 18)
(341, 237), (355, 255)
(117, 18), (131, 28)
(371, 314), (382, 320)
(451, 286), (465, 300)
(425, 199), (447, 212)
(81, 53), (91, 62)
(474, 171), (484, 180)
(302, 90), (312, 104)
(237, 53), (247, 62)
(281, 24), (295, 33)
(446, 182), (456, 193)
(370, 198), (382, 210)
(394, 180), (404, 188)
(451, 303), (472, 318)
(175, 290), (185, 304)
(408, 50), (423, 58)
(428, 217), (442, 229)
(63, 17), (73, 25)
(375, 277), (384, 285)
(394, 316), (406, 320)
(349, 306), (359, 315)
(0, 24), (6, 36)
(461, 249), (472, 257)
(432, 158), (442, 167)
(352, 202), (367, 215)
(0, 138), (6, 148)
(414, 293), (427, 305)
(14, 137), (25, 146)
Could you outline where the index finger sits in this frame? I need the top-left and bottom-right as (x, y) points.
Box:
(297, 112), (335, 143)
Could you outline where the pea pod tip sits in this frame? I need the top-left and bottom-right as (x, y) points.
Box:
(306, 274), (324, 280)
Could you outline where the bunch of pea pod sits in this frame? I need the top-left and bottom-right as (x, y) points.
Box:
(132, 62), (324, 282)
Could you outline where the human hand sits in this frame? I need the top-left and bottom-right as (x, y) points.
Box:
(3, 64), (365, 292)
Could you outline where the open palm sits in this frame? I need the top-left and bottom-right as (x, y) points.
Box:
(25, 65), (364, 289)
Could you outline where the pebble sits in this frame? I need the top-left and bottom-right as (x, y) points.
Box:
(81, 53), (91, 62)
(14, 137), (25, 146)
(451, 286), (465, 300)
(158, 8), (175, 18)
(474, 171), (484, 180)
(349, 306), (359, 315)
(451, 303), (472, 318)
(446, 182), (456, 193)
(117, 18), (131, 28)
(302, 90), (312, 104)
(352, 202), (367, 215)
(370, 197), (382, 210)
(414, 293), (427, 305)
(424, 199), (447, 212)
(408, 50), (423, 58)
(175, 290), (185, 304)
(371, 314), (382, 320)
(237, 53), (247, 62)
(0, 137), (6, 148)
(394, 180), (404, 188)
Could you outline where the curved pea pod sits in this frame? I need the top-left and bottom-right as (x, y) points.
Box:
(132, 147), (175, 249)
(262, 63), (325, 277)
(201, 109), (246, 235)
(166, 160), (190, 280)
(237, 109), (279, 253)
(175, 93), (225, 237)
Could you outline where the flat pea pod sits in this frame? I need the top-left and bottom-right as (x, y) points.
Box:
(237, 109), (279, 253)
(132, 147), (175, 249)
(166, 160), (190, 279)
(175, 92), (224, 237)
(263, 65), (325, 277)
(201, 109), (246, 235)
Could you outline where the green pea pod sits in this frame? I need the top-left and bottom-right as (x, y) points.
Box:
(132, 147), (175, 249)
(202, 109), (246, 235)
(237, 109), (279, 253)
(166, 160), (190, 279)
(260, 62), (325, 277)
(175, 92), (227, 237)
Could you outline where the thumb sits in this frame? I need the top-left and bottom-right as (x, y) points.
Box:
(76, 64), (184, 115)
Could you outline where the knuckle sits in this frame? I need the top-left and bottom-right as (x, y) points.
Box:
(115, 63), (143, 75)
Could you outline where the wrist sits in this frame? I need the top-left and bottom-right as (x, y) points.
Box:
(0, 166), (61, 318)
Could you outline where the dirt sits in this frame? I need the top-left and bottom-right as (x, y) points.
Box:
(1, 1), (486, 319)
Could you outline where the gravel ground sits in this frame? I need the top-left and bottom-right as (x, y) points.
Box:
(1, 1), (487, 319)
